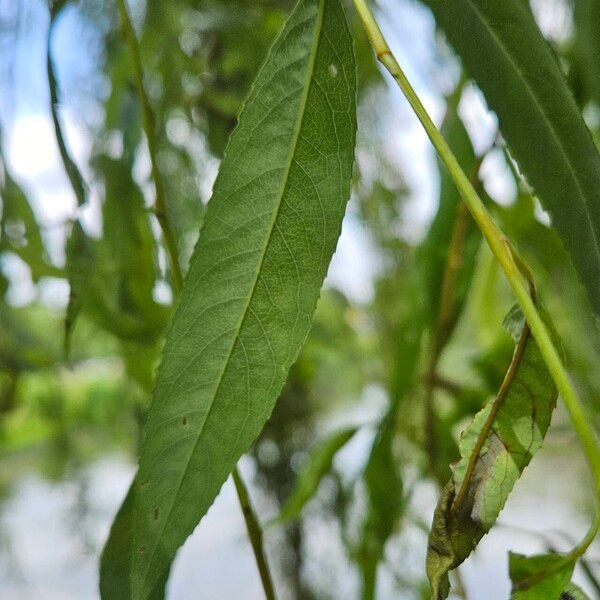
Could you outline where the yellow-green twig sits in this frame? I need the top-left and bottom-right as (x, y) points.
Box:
(352, 0), (600, 585)
(116, 0), (183, 293)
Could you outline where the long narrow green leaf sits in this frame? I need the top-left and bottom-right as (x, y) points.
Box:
(358, 408), (404, 600)
(274, 426), (359, 524)
(421, 0), (600, 317)
(128, 0), (356, 596)
(0, 148), (62, 282)
(47, 2), (89, 355)
(356, 315), (420, 599)
(426, 305), (558, 599)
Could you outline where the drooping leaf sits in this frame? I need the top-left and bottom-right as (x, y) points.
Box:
(47, 2), (89, 354)
(67, 157), (168, 348)
(358, 407), (405, 600)
(420, 0), (600, 318)
(509, 552), (582, 600)
(356, 314), (420, 599)
(274, 425), (359, 524)
(0, 152), (62, 282)
(121, 0), (357, 596)
(426, 305), (558, 599)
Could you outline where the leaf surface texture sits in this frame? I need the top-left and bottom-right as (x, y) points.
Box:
(129, 0), (357, 595)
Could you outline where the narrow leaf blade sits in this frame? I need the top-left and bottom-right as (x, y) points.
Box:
(421, 0), (600, 317)
(130, 0), (357, 596)
(275, 425), (359, 524)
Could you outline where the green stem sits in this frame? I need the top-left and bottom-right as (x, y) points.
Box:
(353, 0), (600, 575)
(116, 2), (276, 595)
(116, 0), (183, 293)
(232, 467), (277, 600)
(47, 14), (87, 208)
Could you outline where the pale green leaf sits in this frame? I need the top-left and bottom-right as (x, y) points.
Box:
(125, 0), (357, 596)
(274, 425), (359, 524)
(0, 151), (62, 282)
(426, 305), (558, 599)
(357, 317), (419, 599)
(421, 0), (600, 318)
(358, 407), (405, 600)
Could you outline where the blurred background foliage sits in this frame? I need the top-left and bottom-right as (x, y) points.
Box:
(1, 0), (600, 598)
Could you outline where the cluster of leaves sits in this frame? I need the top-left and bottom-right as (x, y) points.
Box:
(2, 0), (600, 598)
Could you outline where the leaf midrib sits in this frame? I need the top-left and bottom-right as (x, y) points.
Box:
(134, 0), (327, 593)
(462, 0), (600, 271)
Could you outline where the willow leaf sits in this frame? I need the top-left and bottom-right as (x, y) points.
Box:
(421, 0), (600, 318)
(509, 552), (583, 600)
(275, 426), (359, 524)
(359, 408), (404, 599)
(47, 2), (88, 355)
(128, 0), (357, 596)
(426, 305), (558, 599)
(0, 148), (62, 282)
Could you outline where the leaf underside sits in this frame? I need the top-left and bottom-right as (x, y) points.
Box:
(426, 305), (558, 599)
(105, 0), (358, 597)
(422, 0), (600, 318)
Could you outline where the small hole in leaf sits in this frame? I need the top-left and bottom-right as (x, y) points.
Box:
(153, 507), (159, 520)
(329, 63), (338, 78)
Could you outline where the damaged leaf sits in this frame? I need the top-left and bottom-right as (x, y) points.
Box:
(426, 304), (558, 599)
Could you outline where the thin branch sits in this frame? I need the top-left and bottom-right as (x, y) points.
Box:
(47, 5), (88, 358)
(116, 0), (183, 292)
(115, 2), (276, 595)
(352, 0), (600, 584)
(47, 13), (86, 208)
(232, 467), (277, 600)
